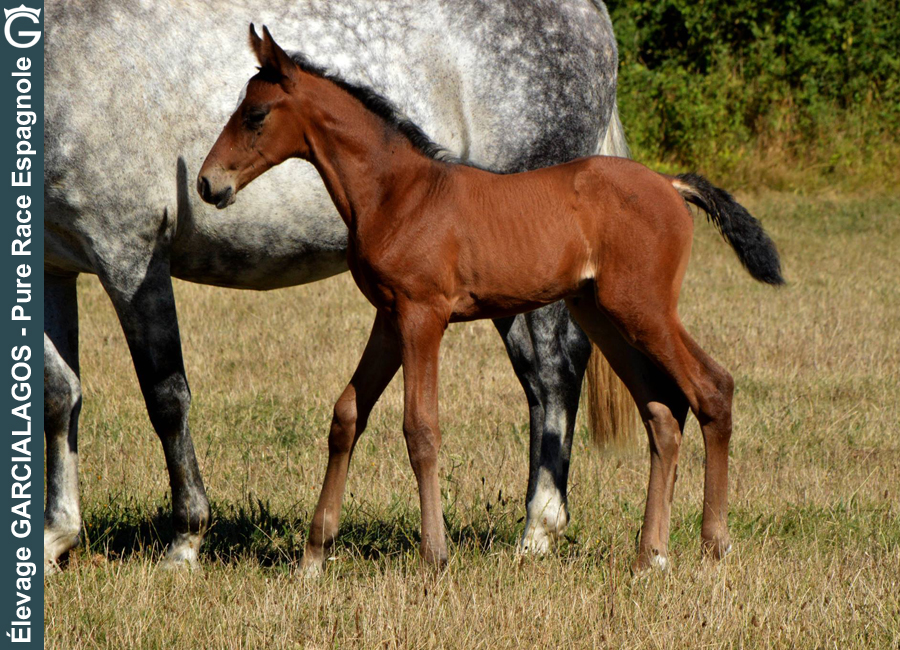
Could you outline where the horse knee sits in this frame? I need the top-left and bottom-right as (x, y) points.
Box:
(718, 371), (734, 409)
(403, 419), (440, 470)
(329, 395), (358, 454)
(711, 370), (733, 423)
(45, 369), (81, 432)
(145, 373), (191, 434)
(699, 370), (733, 441)
(44, 340), (82, 433)
(644, 401), (682, 458)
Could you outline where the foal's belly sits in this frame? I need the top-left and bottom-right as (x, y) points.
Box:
(449, 269), (589, 322)
(450, 295), (567, 322)
(448, 219), (592, 321)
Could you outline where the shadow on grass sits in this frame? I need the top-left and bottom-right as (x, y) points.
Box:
(77, 495), (527, 568)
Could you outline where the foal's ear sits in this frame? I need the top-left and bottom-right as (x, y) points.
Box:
(249, 24), (297, 81)
(249, 23), (263, 57)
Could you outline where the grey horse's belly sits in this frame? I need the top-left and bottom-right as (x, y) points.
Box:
(168, 160), (351, 291)
(169, 235), (349, 291)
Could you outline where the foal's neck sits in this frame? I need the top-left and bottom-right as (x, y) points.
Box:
(294, 74), (438, 232)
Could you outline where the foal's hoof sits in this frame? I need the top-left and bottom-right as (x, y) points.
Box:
(300, 563), (324, 580)
(632, 549), (671, 575)
(702, 536), (733, 561)
(420, 545), (449, 572)
(649, 553), (670, 572)
(298, 554), (325, 579)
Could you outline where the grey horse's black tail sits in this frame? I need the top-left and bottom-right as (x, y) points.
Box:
(670, 173), (785, 285)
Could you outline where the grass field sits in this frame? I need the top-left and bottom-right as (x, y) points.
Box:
(45, 191), (900, 649)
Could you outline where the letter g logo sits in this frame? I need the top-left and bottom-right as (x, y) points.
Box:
(4, 5), (41, 49)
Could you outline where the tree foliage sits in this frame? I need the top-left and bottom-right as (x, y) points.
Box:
(607, 0), (900, 187)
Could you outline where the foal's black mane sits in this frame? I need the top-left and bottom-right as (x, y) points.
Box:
(283, 52), (461, 164)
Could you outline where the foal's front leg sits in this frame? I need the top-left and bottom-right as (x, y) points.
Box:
(301, 313), (402, 576)
(398, 306), (449, 567)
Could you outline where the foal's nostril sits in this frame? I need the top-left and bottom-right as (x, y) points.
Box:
(197, 176), (211, 202)
(197, 175), (235, 209)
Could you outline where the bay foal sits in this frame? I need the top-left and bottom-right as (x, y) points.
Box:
(199, 26), (784, 573)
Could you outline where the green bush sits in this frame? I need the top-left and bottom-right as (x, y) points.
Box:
(607, 0), (900, 189)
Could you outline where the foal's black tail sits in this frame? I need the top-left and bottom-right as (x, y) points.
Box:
(670, 173), (785, 285)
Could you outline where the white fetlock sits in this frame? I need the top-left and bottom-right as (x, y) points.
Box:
(44, 525), (81, 575)
(158, 533), (202, 571)
(649, 553), (670, 572)
(632, 547), (671, 576)
(519, 525), (554, 555)
(520, 472), (569, 555)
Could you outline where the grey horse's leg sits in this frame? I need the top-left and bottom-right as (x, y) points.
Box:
(44, 274), (83, 572)
(494, 302), (592, 552)
(99, 254), (210, 569)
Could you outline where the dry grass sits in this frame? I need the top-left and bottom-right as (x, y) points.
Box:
(46, 192), (900, 649)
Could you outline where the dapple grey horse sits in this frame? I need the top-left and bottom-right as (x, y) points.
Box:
(44, 0), (629, 571)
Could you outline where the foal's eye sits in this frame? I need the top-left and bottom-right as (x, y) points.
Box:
(243, 107), (269, 130)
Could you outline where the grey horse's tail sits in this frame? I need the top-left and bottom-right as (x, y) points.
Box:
(598, 101), (630, 158)
(585, 99), (641, 449)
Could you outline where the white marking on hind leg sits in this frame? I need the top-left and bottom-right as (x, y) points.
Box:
(632, 550), (671, 577)
(44, 334), (83, 573)
(299, 557), (325, 580)
(158, 532), (202, 571)
(520, 468), (568, 555)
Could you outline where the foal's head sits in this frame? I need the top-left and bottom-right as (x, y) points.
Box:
(198, 25), (313, 209)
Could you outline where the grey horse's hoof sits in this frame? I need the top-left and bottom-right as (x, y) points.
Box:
(157, 534), (202, 572)
(44, 527), (81, 575)
(44, 560), (62, 576)
(157, 555), (200, 572)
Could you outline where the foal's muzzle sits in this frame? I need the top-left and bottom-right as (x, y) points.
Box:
(197, 175), (235, 209)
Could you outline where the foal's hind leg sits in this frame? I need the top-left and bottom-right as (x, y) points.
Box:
(594, 294), (735, 561)
(678, 335), (734, 558)
(566, 296), (689, 571)
(301, 312), (402, 576)
(629, 323), (734, 559)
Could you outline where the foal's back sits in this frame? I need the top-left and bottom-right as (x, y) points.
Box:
(419, 156), (694, 320)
